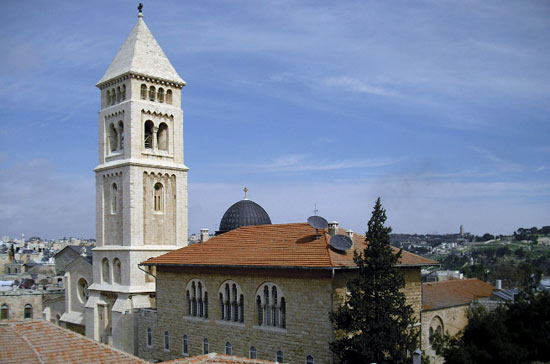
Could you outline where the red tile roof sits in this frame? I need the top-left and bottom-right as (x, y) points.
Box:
(143, 223), (437, 268)
(0, 320), (147, 364)
(162, 353), (277, 364)
(423, 278), (495, 310)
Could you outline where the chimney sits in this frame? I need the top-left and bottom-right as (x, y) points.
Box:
(200, 229), (209, 243)
(495, 279), (502, 290)
(346, 229), (354, 239)
(328, 221), (339, 237)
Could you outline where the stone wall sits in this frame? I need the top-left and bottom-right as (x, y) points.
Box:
(139, 265), (424, 364)
(421, 305), (469, 364)
(0, 291), (43, 321)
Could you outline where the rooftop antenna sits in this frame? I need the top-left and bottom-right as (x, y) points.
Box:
(313, 203), (319, 216)
(243, 186), (248, 200)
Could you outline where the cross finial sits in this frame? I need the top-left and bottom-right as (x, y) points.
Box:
(138, 3), (143, 17)
(313, 203), (319, 216)
(243, 186), (248, 200)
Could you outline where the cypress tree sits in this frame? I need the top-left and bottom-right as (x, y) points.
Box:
(330, 197), (418, 364)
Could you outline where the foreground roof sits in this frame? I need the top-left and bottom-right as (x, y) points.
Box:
(162, 353), (276, 364)
(0, 320), (147, 364)
(97, 15), (185, 86)
(423, 278), (495, 310)
(143, 223), (437, 269)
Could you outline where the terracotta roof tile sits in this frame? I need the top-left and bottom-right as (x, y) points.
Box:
(0, 320), (148, 364)
(423, 278), (495, 310)
(161, 353), (277, 364)
(143, 223), (438, 268)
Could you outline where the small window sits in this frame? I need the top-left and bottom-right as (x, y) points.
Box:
(203, 338), (209, 354)
(157, 87), (165, 103)
(182, 334), (188, 355)
(144, 120), (154, 149)
(141, 84), (147, 100)
(157, 123), (169, 151)
(111, 183), (118, 214)
(1, 304), (9, 320)
(276, 350), (284, 363)
(249, 346), (257, 359)
(306, 355), (314, 364)
(113, 258), (121, 284)
(101, 258), (110, 284)
(154, 183), (163, 212)
(111, 89), (116, 105)
(116, 86), (121, 103)
(122, 84), (126, 100)
(109, 123), (117, 152)
(149, 86), (156, 101)
(225, 342), (232, 355)
(166, 89), (173, 104)
(24, 304), (33, 319)
(147, 328), (152, 347)
(164, 331), (170, 351)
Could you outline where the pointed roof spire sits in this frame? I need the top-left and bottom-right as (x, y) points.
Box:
(97, 9), (185, 86)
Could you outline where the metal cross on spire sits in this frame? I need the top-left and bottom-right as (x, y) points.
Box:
(138, 3), (143, 14)
(243, 186), (248, 200)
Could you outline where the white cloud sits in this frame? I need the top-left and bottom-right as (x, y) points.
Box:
(325, 76), (396, 97)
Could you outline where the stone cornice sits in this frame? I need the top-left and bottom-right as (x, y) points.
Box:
(96, 71), (186, 89)
(94, 159), (189, 173)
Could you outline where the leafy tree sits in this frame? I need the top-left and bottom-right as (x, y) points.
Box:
(463, 263), (488, 281)
(434, 291), (550, 364)
(330, 198), (418, 364)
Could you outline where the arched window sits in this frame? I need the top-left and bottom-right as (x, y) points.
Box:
(186, 279), (208, 318)
(249, 346), (257, 359)
(55, 314), (60, 325)
(77, 278), (89, 304)
(257, 283), (285, 328)
(219, 280), (243, 322)
(111, 89), (116, 105)
(203, 338), (209, 354)
(147, 328), (152, 347)
(157, 87), (165, 103)
(111, 183), (118, 214)
(164, 330), (170, 351)
(122, 84), (126, 100)
(24, 304), (33, 319)
(116, 86), (121, 103)
(166, 89), (173, 104)
(1, 304), (8, 320)
(149, 86), (156, 101)
(109, 123), (117, 152)
(113, 258), (121, 284)
(140, 84), (147, 100)
(276, 351), (284, 363)
(429, 316), (444, 344)
(306, 355), (314, 364)
(153, 182), (163, 212)
(182, 335), (188, 355)
(157, 122), (169, 151)
(118, 121), (124, 150)
(225, 342), (232, 355)
(101, 257), (110, 284)
(144, 120), (154, 149)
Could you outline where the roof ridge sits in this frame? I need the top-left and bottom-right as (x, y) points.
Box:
(8, 321), (44, 364)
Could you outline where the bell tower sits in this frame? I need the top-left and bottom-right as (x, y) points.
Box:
(85, 7), (188, 354)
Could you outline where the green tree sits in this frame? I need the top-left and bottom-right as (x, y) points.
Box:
(330, 198), (418, 364)
(434, 291), (550, 364)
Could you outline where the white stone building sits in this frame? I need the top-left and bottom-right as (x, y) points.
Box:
(63, 8), (189, 355)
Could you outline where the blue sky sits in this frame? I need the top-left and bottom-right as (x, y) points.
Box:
(1, 0), (549, 239)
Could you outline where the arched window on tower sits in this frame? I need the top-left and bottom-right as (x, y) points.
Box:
(122, 84), (126, 100)
(153, 182), (163, 212)
(101, 258), (110, 284)
(157, 87), (165, 103)
(141, 84), (147, 100)
(113, 258), (121, 284)
(111, 183), (118, 214)
(157, 123), (168, 151)
(116, 86), (121, 103)
(111, 89), (116, 105)
(166, 89), (173, 104)
(149, 86), (156, 101)
(109, 123), (117, 153)
(144, 120), (154, 149)
(118, 121), (124, 150)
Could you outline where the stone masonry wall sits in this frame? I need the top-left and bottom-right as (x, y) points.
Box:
(0, 292), (42, 321)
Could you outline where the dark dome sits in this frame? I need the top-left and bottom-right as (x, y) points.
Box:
(217, 199), (271, 234)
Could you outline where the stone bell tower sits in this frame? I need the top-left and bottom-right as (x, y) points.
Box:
(85, 7), (188, 354)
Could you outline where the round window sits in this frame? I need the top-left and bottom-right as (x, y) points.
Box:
(77, 278), (89, 303)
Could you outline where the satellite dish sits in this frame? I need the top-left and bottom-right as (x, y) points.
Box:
(307, 215), (328, 230)
(330, 234), (353, 252)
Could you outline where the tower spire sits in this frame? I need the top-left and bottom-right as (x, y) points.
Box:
(137, 3), (143, 18)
